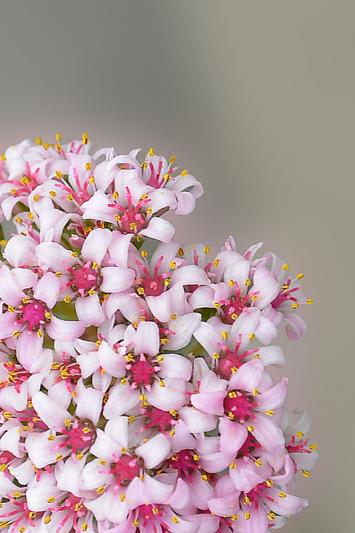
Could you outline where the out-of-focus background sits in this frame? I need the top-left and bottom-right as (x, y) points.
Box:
(0, 1), (353, 531)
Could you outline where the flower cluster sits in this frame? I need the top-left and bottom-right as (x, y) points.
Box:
(0, 134), (317, 532)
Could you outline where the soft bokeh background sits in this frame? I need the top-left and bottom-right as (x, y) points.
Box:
(0, 1), (354, 531)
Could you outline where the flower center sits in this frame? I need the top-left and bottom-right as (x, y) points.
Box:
(224, 390), (258, 423)
(143, 406), (177, 432)
(109, 187), (150, 235)
(53, 496), (87, 530)
(167, 450), (200, 479)
(238, 433), (261, 457)
(217, 346), (255, 379)
(0, 362), (31, 392)
(146, 159), (172, 189)
(136, 255), (172, 297)
(287, 434), (312, 454)
(136, 504), (163, 527)
(52, 360), (82, 386)
(16, 299), (49, 331)
(60, 419), (96, 453)
(243, 482), (274, 510)
(109, 454), (140, 486)
(220, 295), (250, 324)
(272, 277), (300, 309)
(68, 262), (101, 295)
(124, 354), (162, 389)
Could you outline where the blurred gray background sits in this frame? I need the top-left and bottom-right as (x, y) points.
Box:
(0, 1), (354, 531)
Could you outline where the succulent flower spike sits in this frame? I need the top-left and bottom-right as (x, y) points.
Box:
(0, 135), (317, 532)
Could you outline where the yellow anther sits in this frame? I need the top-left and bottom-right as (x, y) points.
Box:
(231, 366), (238, 374)
(96, 486), (105, 494)
(296, 431), (304, 439)
(245, 278), (251, 287)
(44, 516), (52, 524)
(247, 425), (255, 432)
(231, 514), (239, 521)
(309, 443), (318, 451)
(221, 330), (228, 340)
(170, 260), (177, 270)
(82, 132), (89, 145)
(85, 162), (92, 171)
(307, 298), (314, 305)
(89, 175), (95, 184)
(180, 169), (189, 176)
(47, 496), (55, 503)
(67, 193), (74, 201)
(172, 516), (180, 524)
(230, 462), (237, 469)
(282, 263), (289, 270)
(34, 136), (43, 145)
(254, 459), (263, 467)
(266, 479), (273, 487)
(252, 388), (259, 396)
(302, 470), (312, 478)
(137, 287), (145, 295)
(249, 333), (255, 341)
(296, 273), (304, 280)
(120, 494), (126, 501)
(169, 153), (176, 164)
(278, 491), (287, 498)
(228, 279), (235, 287)
(55, 454), (63, 462)
(55, 170), (63, 178)
(140, 249), (148, 258)
(204, 246), (210, 254)
(265, 410), (274, 416)
(147, 148), (155, 157)
(213, 258), (220, 268)
(213, 352), (220, 360)
(201, 473), (208, 481)
(132, 519), (139, 527)
(244, 512), (251, 520)
(267, 511), (276, 521)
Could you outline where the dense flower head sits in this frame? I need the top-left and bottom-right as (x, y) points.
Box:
(0, 134), (317, 532)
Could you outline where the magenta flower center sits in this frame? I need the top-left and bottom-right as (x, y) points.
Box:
(16, 299), (48, 331)
(109, 454), (140, 486)
(243, 482), (274, 510)
(217, 347), (255, 379)
(130, 359), (156, 386)
(136, 504), (163, 526)
(220, 294), (250, 324)
(167, 450), (200, 479)
(109, 186), (150, 235)
(54, 496), (87, 529)
(143, 407), (176, 432)
(60, 420), (96, 453)
(0, 362), (31, 392)
(287, 435), (312, 454)
(224, 390), (258, 423)
(68, 263), (101, 294)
